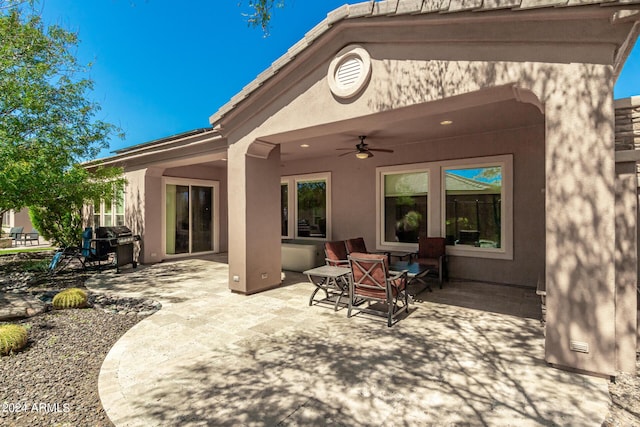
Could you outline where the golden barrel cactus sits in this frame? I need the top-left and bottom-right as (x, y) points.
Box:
(0, 324), (28, 355)
(52, 288), (88, 309)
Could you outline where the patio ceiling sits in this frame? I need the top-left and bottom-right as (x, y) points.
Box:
(264, 97), (544, 162)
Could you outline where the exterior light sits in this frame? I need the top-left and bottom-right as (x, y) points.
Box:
(440, 120), (453, 126)
(356, 151), (370, 159)
(300, 144), (310, 148)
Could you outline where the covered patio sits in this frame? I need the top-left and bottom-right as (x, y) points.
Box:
(86, 0), (640, 379)
(91, 256), (609, 426)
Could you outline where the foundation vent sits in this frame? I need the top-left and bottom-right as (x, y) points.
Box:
(569, 340), (589, 353)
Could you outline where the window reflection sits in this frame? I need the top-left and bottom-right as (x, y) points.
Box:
(445, 167), (502, 248)
(281, 183), (288, 236)
(297, 180), (327, 238)
(383, 172), (428, 243)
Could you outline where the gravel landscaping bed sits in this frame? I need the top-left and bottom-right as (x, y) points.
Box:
(0, 309), (143, 426)
(0, 251), (159, 426)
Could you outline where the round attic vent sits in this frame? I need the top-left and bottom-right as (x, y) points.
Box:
(328, 45), (371, 99)
(336, 57), (363, 89)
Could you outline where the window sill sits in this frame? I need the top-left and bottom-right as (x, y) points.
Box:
(446, 245), (512, 260)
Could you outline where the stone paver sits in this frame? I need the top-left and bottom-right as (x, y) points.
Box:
(0, 293), (46, 320)
(88, 257), (610, 427)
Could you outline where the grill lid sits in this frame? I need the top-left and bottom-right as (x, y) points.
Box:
(96, 226), (133, 239)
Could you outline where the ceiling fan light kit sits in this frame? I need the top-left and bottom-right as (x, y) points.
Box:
(337, 135), (393, 160)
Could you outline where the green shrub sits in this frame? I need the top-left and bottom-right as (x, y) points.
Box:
(52, 288), (88, 309)
(0, 324), (28, 355)
(23, 259), (51, 272)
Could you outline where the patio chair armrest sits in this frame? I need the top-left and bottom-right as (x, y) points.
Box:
(325, 258), (350, 267)
(388, 269), (408, 281)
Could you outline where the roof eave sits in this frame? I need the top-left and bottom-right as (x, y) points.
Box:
(85, 129), (226, 169)
(209, 0), (640, 129)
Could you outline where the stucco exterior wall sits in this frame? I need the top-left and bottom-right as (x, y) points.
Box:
(125, 164), (229, 264)
(123, 168), (150, 263)
(280, 125), (545, 287)
(163, 164), (229, 253)
(615, 161), (638, 370)
(224, 47), (618, 374)
(13, 209), (33, 231)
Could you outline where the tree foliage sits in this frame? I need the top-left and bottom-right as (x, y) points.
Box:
(242, 0), (284, 34)
(29, 166), (124, 247)
(0, 1), (124, 245)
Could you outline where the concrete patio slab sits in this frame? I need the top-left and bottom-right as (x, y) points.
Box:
(88, 256), (610, 426)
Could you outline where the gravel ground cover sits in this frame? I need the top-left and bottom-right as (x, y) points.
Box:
(0, 252), (158, 426)
(1, 309), (142, 426)
(0, 251), (638, 426)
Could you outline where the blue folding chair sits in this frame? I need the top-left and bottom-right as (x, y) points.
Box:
(48, 227), (111, 274)
(80, 227), (111, 270)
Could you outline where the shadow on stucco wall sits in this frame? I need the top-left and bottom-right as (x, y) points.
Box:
(126, 186), (145, 263)
(367, 56), (622, 372)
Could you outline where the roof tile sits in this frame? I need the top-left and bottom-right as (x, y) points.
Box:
(241, 78), (261, 94)
(567, 0), (614, 5)
(215, 103), (233, 120)
(347, 2), (376, 18)
(327, 4), (351, 24)
(287, 37), (310, 58)
(517, 0), (568, 9)
(304, 19), (332, 42)
(271, 52), (294, 71)
(396, 0), (427, 14)
(254, 65), (277, 86)
(448, 0), (484, 12)
(372, 0), (400, 15)
(227, 92), (249, 108)
(478, 0), (522, 10)
(421, 0), (451, 13)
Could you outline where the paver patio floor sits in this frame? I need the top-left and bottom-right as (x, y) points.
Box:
(87, 256), (609, 426)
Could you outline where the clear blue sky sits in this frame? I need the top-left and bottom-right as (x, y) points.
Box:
(39, 1), (640, 159)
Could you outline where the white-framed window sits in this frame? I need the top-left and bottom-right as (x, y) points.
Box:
(379, 167), (430, 247)
(376, 155), (512, 260)
(162, 177), (220, 256)
(93, 187), (125, 227)
(281, 182), (291, 239)
(281, 172), (331, 240)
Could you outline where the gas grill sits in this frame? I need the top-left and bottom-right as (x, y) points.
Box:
(95, 226), (141, 272)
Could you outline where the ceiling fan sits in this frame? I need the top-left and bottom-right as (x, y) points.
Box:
(336, 135), (394, 159)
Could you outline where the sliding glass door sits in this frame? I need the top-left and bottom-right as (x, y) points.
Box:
(191, 186), (213, 253)
(165, 179), (218, 256)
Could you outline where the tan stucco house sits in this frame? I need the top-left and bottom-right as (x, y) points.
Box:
(87, 0), (640, 377)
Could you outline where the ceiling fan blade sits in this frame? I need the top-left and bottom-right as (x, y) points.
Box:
(368, 148), (394, 153)
(335, 148), (356, 151)
(338, 151), (356, 157)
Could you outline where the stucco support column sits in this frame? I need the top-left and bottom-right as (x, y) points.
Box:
(615, 161), (638, 371)
(543, 71), (617, 376)
(123, 167), (164, 265)
(227, 140), (282, 294)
